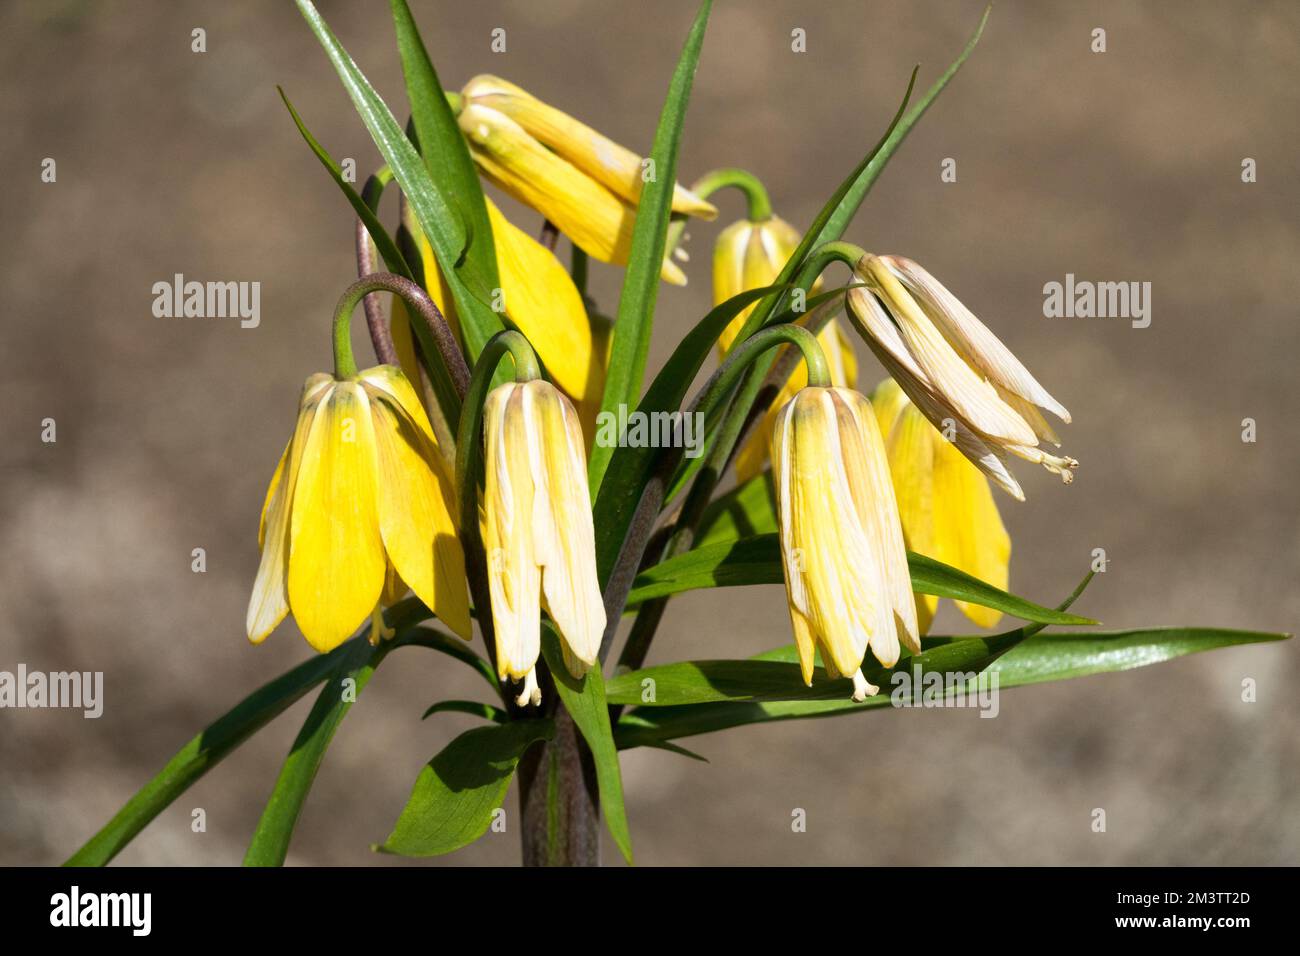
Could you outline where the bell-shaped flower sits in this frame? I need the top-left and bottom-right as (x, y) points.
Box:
(847, 254), (1076, 499)
(712, 214), (858, 482)
(246, 367), (470, 653)
(770, 386), (919, 701)
(481, 379), (606, 705)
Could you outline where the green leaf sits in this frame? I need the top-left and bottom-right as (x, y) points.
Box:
(422, 700), (508, 724)
(541, 629), (633, 863)
(64, 634), (370, 866)
(612, 626), (1289, 746)
(695, 471), (776, 547)
(388, 0), (502, 363)
(626, 534), (1095, 626)
(590, 0), (713, 490)
(278, 87), (412, 280)
(294, 0), (504, 363)
(244, 637), (384, 866)
(380, 719), (554, 857)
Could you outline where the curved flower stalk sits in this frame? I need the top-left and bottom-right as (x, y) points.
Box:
(482, 378), (606, 706)
(392, 197), (606, 441)
(711, 197), (858, 483)
(847, 253), (1076, 500)
(771, 385), (919, 701)
(458, 74), (717, 285)
(246, 365), (470, 653)
(871, 377), (1010, 633)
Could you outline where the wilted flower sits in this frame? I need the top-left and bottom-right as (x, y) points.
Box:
(712, 214), (858, 482)
(482, 379), (606, 705)
(770, 386), (919, 701)
(871, 378), (1010, 633)
(848, 254), (1075, 500)
(247, 367), (471, 653)
(459, 74), (717, 285)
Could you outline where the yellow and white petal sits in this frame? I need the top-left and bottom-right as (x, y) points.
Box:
(463, 75), (717, 220)
(524, 382), (605, 675)
(482, 383), (542, 680)
(862, 257), (1037, 448)
(884, 255), (1071, 424)
(286, 383), (387, 653)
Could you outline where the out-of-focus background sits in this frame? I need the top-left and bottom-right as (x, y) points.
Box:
(2, 0), (1297, 866)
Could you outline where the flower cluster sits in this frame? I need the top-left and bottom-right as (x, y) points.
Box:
(246, 76), (1074, 704)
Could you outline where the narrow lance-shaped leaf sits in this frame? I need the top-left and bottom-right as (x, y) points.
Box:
(243, 637), (383, 867)
(388, 0), (503, 364)
(278, 87), (412, 280)
(590, 0), (714, 490)
(626, 533), (1096, 626)
(611, 626), (1289, 746)
(294, 0), (505, 363)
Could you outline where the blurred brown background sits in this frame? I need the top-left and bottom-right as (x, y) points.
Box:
(2, 0), (1297, 866)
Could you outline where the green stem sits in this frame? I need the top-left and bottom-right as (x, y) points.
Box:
(330, 273), (470, 399)
(690, 167), (773, 221)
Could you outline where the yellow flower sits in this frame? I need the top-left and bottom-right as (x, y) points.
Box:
(712, 214), (858, 482)
(770, 386), (919, 701)
(392, 196), (606, 442)
(246, 366), (471, 653)
(482, 379), (605, 705)
(871, 378), (1010, 633)
(459, 74), (717, 285)
(847, 254), (1075, 499)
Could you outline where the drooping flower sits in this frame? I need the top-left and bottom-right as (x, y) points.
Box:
(712, 214), (858, 482)
(847, 254), (1075, 499)
(770, 386), (919, 701)
(391, 196), (605, 441)
(871, 377), (1010, 633)
(246, 366), (470, 653)
(481, 379), (606, 705)
(458, 74), (717, 285)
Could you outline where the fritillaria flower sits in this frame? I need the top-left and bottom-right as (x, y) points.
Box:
(458, 74), (716, 285)
(713, 213), (858, 482)
(246, 367), (470, 653)
(871, 378), (1010, 633)
(481, 379), (606, 705)
(848, 254), (1075, 500)
(770, 386), (919, 701)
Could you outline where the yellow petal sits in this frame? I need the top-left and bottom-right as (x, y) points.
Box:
(366, 385), (472, 641)
(929, 423), (1011, 629)
(485, 199), (604, 434)
(247, 373), (332, 644)
(460, 103), (686, 285)
(463, 75), (716, 220)
(287, 383), (386, 653)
